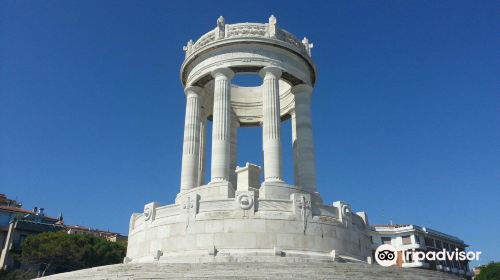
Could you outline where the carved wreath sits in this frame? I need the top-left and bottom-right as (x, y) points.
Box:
(143, 206), (152, 221)
(341, 204), (351, 217)
(237, 193), (254, 210)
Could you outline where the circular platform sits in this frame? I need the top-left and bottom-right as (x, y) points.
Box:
(126, 193), (371, 264)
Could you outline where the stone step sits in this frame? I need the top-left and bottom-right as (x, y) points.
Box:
(40, 262), (465, 280)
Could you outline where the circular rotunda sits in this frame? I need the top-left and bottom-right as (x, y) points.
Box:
(125, 15), (372, 264)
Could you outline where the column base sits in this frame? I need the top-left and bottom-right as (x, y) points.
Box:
(176, 181), (235, 203)
(259, 182), (323, 203)
(207, 180), (235, 199)
(259, 181), (298, 200)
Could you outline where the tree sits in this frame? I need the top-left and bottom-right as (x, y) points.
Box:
(20, 231), (126, 277)
(475, 262), (500, 280)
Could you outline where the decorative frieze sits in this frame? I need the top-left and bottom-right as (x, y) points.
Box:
(186, 16), (311, 59)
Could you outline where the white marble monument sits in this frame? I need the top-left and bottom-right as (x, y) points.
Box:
(126, 16), (372, 264)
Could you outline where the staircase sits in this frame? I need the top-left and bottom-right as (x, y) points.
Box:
(41, 260), (464, 279)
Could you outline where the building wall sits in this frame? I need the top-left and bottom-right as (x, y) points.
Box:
(371, 225), (471, 277)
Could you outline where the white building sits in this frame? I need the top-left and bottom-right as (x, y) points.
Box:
(371, 224), (473, 277)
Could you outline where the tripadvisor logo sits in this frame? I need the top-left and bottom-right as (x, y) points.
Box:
(374, 244), (482, 267)
(375, 244), (397, 267)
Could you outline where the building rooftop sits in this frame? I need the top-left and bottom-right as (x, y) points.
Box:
(371, 224), (411, 228)
(66, 224), (126, 239)
(0, 193), (22, 208)
(372, 224), (466, 245)
(1, 204), (59, 220)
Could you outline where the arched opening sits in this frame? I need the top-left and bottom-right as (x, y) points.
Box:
(237, 126), (263, 183)
(203, 119), (212, 184)
(236, 120), (294, 186)
(203, 119), (294, 187)
(281, 118), (294, 184)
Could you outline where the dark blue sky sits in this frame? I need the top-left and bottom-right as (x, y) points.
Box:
(1, 0), (498, 265)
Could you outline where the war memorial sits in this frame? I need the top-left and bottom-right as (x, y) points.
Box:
(44, 16), (462, 279)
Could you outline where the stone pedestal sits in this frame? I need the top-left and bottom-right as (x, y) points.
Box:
(235, 163), (261, 192)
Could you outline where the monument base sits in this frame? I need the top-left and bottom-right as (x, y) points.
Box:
(127, 190), (370, 265)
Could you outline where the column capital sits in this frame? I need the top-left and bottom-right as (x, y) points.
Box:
(200, 105), (209, 118)
(231, 111), (240, 126)
(184, 86), (206, 97)
(291, 84), (313, 95)
(231, 117), (240, 127)
(211, 67), (235, 80)
(259, 66), (283, 79)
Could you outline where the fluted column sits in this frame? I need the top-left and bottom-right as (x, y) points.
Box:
(291, 84), (317, 193)
(229, 115), (240, 187)
(259, 66), (283, 182)
(210, 67), (234, 183)
(180, 86), (205, 192)
(197, 107), (208, 186)
(290, 110), (300, 186)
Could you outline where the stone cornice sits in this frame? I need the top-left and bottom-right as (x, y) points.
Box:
(185, 22), (311, 60)
(291, 84), (313, 95)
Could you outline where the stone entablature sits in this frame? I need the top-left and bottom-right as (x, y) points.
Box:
(181, 16), (316, 88)
(184, 16), (311, 61)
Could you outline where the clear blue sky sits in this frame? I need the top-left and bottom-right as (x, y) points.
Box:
(1, 0), (498, 265)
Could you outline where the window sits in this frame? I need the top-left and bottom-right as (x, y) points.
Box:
(414, 235), (420, 244)
(425, 237), (434, 247)
(405, 251), (413, 262)
(13, 234), (28, 249)
(381, 237), (391, 245)
(18, 234), (27, 245)
(402, 235), (411, 245)
(13, 259), (21, 269)
(435, 240), (442, 249)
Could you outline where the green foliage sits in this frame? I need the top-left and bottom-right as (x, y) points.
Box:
(0, 269), (37, 280)
(20, 231), (126, 277)
(475, 262), (500, 280)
